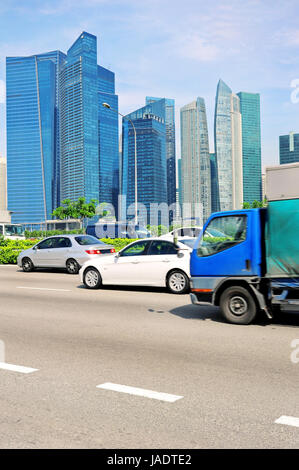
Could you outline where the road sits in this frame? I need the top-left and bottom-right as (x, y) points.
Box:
(0, 265), (299, 449)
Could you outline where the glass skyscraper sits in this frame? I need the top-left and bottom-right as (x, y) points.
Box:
(6, 32), (119, 224)
(279, 132), (299, 165)
(180, 97), (211, 223)
(145, 97), (176, 209)
(210, 153), (220, 213)
(237, 92), (262, 204)
(7, 51), (65, 224)
(214, 80), (243, 211)
(121, 111), (167, 224)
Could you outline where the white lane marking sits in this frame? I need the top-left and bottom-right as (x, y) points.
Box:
(0, 362), (38, 374)
(275, 416), (299, 428)
(96, 382), (183, 402)
(17, 286), (70, 292)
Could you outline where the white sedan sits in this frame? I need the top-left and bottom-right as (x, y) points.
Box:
(79, 237), (193, 294)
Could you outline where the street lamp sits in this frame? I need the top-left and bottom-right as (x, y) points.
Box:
(102, 102), (138, 223)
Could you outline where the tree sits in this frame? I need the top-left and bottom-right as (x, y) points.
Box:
(242, 199), (267, 209)
(52, 197), (98, 228)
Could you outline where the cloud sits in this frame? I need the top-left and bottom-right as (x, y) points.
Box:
(170, 32), (220, 62)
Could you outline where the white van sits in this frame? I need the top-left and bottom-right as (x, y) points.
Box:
(0, 223), (25, 240)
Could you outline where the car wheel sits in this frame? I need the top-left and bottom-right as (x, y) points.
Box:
(22, 257), (34, 273)
(83, 267), (102, 289)
(219, 286), (257, 325)
(66, 258), (80, 274)
(166, 270), (189, 294)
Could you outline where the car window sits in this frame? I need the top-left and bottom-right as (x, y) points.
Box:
(179, 239), (196, 249)
(197, 215), (247, 257)
(120, 241), (149, 257)
(37, 238), (57, 250)
(75, 236), (106, 246)
(148, 241), (177, 255)
(56, 237), (72, 248)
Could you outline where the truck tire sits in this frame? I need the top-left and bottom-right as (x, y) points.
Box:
(219, 286), (257, 325)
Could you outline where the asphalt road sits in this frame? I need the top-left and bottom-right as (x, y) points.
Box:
(1, 265), (299, 449)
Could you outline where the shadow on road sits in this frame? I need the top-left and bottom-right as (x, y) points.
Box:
(169, 304), (224, 323)
(76, 284), (168, 294)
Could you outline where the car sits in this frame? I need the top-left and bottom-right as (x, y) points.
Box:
(79, 237), (192, 294)
(17, 235), (116, 274)
(161, 227), (203, 238)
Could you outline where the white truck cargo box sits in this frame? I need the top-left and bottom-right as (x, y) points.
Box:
(265, 162), (299, 201)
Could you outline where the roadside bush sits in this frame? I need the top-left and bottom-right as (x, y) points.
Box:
(100, 238), (137, 252)
(24, 229), (84, 239)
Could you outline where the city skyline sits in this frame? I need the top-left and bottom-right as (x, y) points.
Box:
(0, 0), (299, 170)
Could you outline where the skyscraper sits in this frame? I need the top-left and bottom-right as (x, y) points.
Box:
(210, 153), (220, 213)
(145, 97), (176, 209)
(0, 157), (6, 212)
(214, 80), (243, 211)
(121, 111), (167, 224)
(279, 132), (299, 165)
(7, 51), (65, 224)
(180, 97), (211, 223)
(237, 92), (262, 204)
(6, 32), (119, 224)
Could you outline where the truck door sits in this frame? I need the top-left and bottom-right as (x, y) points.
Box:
(191, 213), (258, 277)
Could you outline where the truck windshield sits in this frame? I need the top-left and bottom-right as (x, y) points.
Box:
(197, 215), (247, 257)
(4, 225), (24, 236)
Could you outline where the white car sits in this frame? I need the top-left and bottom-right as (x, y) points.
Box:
(79, 237), (192, 294)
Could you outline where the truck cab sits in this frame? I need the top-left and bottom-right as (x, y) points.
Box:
(190, 208), (270, 324)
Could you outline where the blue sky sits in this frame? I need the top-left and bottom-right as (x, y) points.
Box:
(0, 0), (299, 168)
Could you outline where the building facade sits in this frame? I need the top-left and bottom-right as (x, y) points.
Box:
(180, 97), (211, 223)
(214, 80), (243, 211)
(121, 112), (167, 225)
(237, 92), (262, 204)
(145, 97), (176, 209)
(6, 51), (64, 224)
(0, 157), (6, 212)
(6, 32), (119, 224)
(279, 132), (299, 165)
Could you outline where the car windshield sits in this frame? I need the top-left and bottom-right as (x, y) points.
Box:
(4, 224), (24, 236)
(75, 235), (106, 246)
(179, 238), (196, 249)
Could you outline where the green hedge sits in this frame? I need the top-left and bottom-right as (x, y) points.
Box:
(25, 229), (84, 238)
(0, 237), (137, 265)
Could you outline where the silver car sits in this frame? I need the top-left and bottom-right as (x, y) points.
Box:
(17, 234), (116, 274)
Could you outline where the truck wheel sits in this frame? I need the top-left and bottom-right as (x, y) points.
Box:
(219, 286), (257, 325)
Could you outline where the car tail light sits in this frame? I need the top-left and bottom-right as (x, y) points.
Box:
(85, 249), (102, 255)
(110, 248), (116, 253)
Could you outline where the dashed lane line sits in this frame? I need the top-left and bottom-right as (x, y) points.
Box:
(96, 382), (183, 403)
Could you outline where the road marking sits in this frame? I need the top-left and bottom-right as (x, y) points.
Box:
(0, 362), (38, 374)
(275, 416), (299, 428)
(96, 382), (183, 402)
(17, 286), (71, 292)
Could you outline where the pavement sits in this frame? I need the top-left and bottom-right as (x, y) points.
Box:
(1, 264), (299, 448)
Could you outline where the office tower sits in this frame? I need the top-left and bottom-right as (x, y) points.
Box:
(177, 158), (182, 208)
(6, 32), (119, 224)
(145, 97), (176, 209)
(279, 132), (299, 164)
(0, 157), (6, 211)
(214, 80), (243, 211)
(97, 66), (119, 211)
(210, 153), (220, 213)
(121, 111), (167, 224)
(180, 97), (211, 223)
(6, 51), (65, 224)
(237, 92), (262, 204)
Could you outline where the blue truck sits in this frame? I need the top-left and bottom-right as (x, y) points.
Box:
(190, 198), (299, 324)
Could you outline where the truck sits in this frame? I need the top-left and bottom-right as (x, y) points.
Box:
(189, 162), (299, 324)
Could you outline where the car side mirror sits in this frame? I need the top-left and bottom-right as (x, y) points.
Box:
(177, 251), (184, 258)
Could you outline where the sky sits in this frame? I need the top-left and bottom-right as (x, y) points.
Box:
(0, 0), (299, 169)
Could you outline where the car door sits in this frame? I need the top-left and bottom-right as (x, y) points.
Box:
(31, 237), (58, 267)
(102, 240), (150, 285)
(47, 237), (72, 267)
(145, 240), (180, 285)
